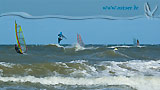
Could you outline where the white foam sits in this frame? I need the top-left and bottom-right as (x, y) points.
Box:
(48, 44), (64, 48)
(126, 60), (160, 76)
(137, 46), (146, 48)
(0, 69), (3, 76)
(55, 62), (69, 68)
(50, 60), (160, 77)
(75, 43), (85, 51)
(69, 60), (88, 63)
(0, 62), (15, 68)
(69, 60), (98, 77)
(0, 76), (159, 90)
(108, 46), (132, 49)
(98, 60), (160, 77)
(70, 70), (91, 77)
(74, 43), (98, 51)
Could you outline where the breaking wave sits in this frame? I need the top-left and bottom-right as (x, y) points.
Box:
(0, 75), (160, 90)
(0, 60), (160, 77)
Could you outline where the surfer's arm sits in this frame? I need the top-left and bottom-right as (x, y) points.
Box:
(62, 35), (67, 39)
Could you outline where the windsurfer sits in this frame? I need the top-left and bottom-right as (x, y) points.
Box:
(137, 39), (139, 46)
(15, 44), (22, 54)
(58, 32), (66, 44)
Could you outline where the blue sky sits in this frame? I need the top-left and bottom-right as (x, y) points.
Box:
(0, 16), (160, 45)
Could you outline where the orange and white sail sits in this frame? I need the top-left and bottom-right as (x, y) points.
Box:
(77, 33), (85, 47)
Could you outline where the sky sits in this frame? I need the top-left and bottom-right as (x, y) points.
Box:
(0, 0), (160, 45)
(2, 0), (159, 17)
(0, 16), (160, 45)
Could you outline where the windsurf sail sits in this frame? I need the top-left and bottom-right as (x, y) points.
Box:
(15, 21), (27, 53)
(77, 33), (85, 47)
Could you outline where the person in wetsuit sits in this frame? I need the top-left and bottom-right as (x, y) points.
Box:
(15, 44), (23, 54)
(58, 32), (66, 44)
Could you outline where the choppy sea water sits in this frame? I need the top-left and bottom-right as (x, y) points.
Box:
(0, 44), (160, 90)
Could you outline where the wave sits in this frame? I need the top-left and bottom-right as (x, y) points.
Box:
(98, 60), (160, 77)
(53, 43), (99, 52)
(69, 60), (88, 63)
(108, 45), (146, 49)
(108, 46), (133, 49)
(74, 43), (97, 51)
(74, 43), (86, 51)
(0, 60), (160, 77)
(114, 51), (133, 59)
(94, 50), (133, 60)
(47, 44), (64, 48)
(47, 43), (98, 51)
(0, 62), (15, 68)
(133, 45), (146, 48)
(0, 75), (159, 90)
(0, 59), (160, 90)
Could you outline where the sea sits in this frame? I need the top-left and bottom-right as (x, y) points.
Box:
(0, 44), (160, 90)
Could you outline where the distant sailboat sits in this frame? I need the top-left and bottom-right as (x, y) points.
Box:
(137, 39), (140, 46)
(133, 38), (139, 46)
(15, 21), (27, 54)
(77, 33), (85, 47)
